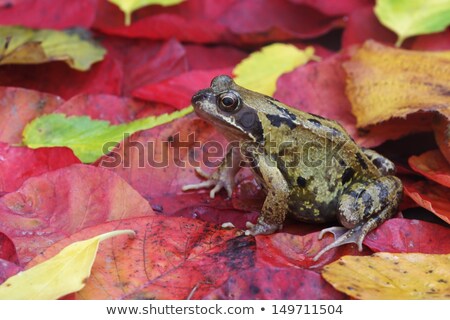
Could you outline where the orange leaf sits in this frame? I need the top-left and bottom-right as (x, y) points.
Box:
(344, 40), (450, 127)
(409, 150), (450, 188)
(403, 179), (450, 224)
(27, 216), (255, 299)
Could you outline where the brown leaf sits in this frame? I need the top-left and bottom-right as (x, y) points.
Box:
(344, 40), (450, 128)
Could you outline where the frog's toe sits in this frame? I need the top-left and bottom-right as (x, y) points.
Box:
(194, 167), (212, 179)
(313, 225), (365, 261)
(318, 226), (347, 240)
(209, 181), (228, 198)
(182, 180), (216, 192)
(244, 220), (281, 236)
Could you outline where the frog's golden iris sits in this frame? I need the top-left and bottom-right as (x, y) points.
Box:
(184, 75), (402, 261)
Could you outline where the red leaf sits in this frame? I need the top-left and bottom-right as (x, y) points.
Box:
(94, 0), (341, 45)
(0, 143), (80, 195)
(219, 0), (342, 44)
(0, 87), (63, 144)
(411, 29), (450, 51)
(0, 258), (21, 284)
(93, 0), (232, 43)
(103, 38), (186, 95)
(0, 164), (154, 265)
(0, 0), (97, 29)
(403, 179), (450, 224)
(28, 216), (256, 299)
(255, 231), (370, 270)
(0, 55), (122, 100)
(183, 44), (247, 70)
(288, 0), (371, 15)
(342, 6), (397, 48)
(164, 193), (259, 230)
(409, 150), (450, 188)
(275, 54), (356, 137)
(98, 116), (264, 227)
(364, 218), (450, 254)
(0, 232), (18, 263)
(203, 266), (346, 299)
(133, 68), (233, 109)
(55, 94), (150, 123)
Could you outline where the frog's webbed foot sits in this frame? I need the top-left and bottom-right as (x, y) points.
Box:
(182, 167), (235, 198)
(313, 225), (366, 261)
(313, 176), (402, 261)
(245, 220), (281, 236)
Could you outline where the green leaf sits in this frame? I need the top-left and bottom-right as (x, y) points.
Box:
(108, 0), (184, 25)
(374, 0), (450, 46)
(0, 230), (135, 300)
(22, 107), (193, 163)
(0, 26), (106, 71)
(233, 43), (315, 96)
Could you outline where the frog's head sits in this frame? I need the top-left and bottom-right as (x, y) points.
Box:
(192, 75), (283, 142)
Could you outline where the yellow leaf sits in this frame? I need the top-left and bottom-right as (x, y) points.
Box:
(344, 40), (450, 127)
(0, 230), (135, 300)
(0, 26), (106, 71)
(322, 253), (450, 299)
(109, 0), (184, 25)
(233, 43), (315, 96)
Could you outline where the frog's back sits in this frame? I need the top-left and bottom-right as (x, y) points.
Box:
(257, 101), (381, 222)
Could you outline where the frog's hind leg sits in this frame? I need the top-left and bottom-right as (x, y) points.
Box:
(313, 176), (402, 261)
(362, 148), (396, 175)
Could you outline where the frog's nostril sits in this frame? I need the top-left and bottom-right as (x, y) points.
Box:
(192, 89), (210, 104)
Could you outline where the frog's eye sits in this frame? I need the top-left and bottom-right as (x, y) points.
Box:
(218, 92), (241, 112)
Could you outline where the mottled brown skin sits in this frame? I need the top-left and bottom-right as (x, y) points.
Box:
(183, 75), (403, 260)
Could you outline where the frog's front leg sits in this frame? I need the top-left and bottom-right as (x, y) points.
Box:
(313, 176), (402, 261)
(182, 147), (241, 198)
(245, 154), (290, 235)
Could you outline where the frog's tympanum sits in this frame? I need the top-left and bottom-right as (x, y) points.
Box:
(183, 75), (403, 260)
